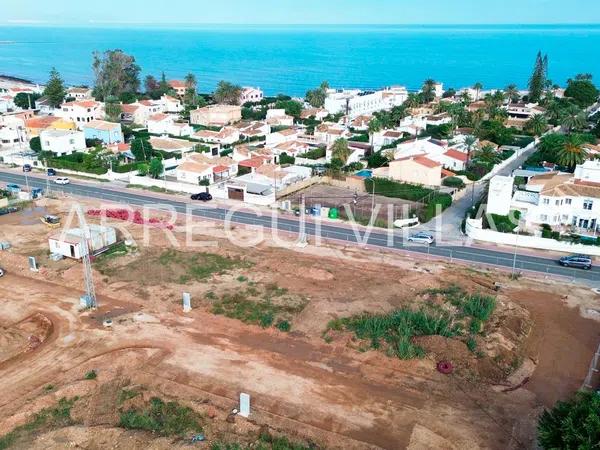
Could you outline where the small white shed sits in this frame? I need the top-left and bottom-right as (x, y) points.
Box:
(49, 225), (117, 259)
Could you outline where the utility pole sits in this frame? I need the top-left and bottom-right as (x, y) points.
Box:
(511, 232), (518, 277)
(370, 178), (376, 220)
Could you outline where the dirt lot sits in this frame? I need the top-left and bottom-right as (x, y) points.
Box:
(0, 197), (599, 449)
(284, 183), (420, 222)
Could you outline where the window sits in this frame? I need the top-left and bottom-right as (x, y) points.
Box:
(555, 200), (560, 206)
(565, 198), (572, 205)
(69, 139), (74, 145)
(543, 198), (550, 205)
(584, 200), (593, 210)
(540, 214), (548, 221)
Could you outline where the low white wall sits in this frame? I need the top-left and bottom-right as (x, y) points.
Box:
(480, 141), (536, 182)
(294, 157), (326, 166)
(466, 218), (600, 256)
(128, 174), (200, 194)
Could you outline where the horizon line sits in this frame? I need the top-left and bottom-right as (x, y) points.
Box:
(2, 21), (600, 27)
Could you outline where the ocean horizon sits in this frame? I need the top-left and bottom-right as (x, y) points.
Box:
(1, 24), (600, 95)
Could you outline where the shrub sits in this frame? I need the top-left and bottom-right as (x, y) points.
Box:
(466, 337), (477, 352)
(537, 390), (600, 449)
(442, 176), (465, 188)
(84, 370), (97, 380)
(276, 320), (291, 332)
(461, 294), (496, 322)
(119, 397), (203, 437)
(299, 147), (326, 160)
(279, 152), (295, 165)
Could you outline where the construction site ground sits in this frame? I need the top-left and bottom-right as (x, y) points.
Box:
(0, 197), (599, 449)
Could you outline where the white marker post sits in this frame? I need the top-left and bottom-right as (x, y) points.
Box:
(183, 293), (191, 313)
(239, 393), (250, 418)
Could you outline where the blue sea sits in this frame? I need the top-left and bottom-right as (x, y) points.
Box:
(1, 24), (600, 95)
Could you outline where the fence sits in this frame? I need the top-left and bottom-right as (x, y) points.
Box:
(583, 342), (600, 390)
(466, 218), (600, 256)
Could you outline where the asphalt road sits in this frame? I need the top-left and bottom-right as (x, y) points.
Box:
(1, 170), (599, 284)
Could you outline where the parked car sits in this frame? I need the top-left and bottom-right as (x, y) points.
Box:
(407, 232), (435, 245)
(0, 268), (4, 277)
(47, 168), (57, 176)
(191, 192), (213, 202)
(559, 254), (592, 270)
(54, 177), (70, 185)
(23, 164), (32, 172)
(5, 183), (20, 193)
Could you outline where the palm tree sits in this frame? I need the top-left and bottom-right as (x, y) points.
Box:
(546, 100), (563, 124)
(460, 91), (472, 105)
(464, 135), (477, 163)
(473, 82), (483, 101)
(475, 144), (499, 164)
(331, 139), (351, 165)
(214, 80), (242, 105)
(525, 114), (548, 136)
(404, 93), (421, 109)
(422, 79), (437, 103)
(558, 134), (588, 168)
(184, 73), (197, 90)
(505, 84), (519, 104)
(368, 117), (382, 149)
(561, 106), (587, 132)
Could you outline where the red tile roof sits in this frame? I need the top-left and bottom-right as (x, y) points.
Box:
(413, 156), (441, 169)
(239, 157), (266, 168)
(444, 149), (468, 162)
(212, 165), (230, 174)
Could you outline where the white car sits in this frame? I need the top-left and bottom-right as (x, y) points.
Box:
(54, 177), (70, 185)
(407, 232), (435, 245)
(0, 268), (5, 277)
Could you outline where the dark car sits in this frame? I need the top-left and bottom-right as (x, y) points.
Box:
(559, 254), (593, 270)
(191, 192), (213, 202)
(47, 168), (57, 176)
(23, 164), (32, 172)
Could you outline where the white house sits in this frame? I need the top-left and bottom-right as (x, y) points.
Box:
(160, 95), (183, 113)
(487, 160), (600, 233)
(66, 87), (93, 100)
(40, 129), (86, 156)
(56, 100), (104, 130)
(193, 127), (240, 146)
(266, 109), (294, 127)
(148, 136), (196, 155)
(324, 86), (408, 118)
(393, 137), (468, 172)
(147, 113), (192, 137)
(175, 153), (238, 185)
(372, 130), (404, 150)
(266, 128), (299, 147)
(239, 87), (264, 104)
(314, 123), (351, 146)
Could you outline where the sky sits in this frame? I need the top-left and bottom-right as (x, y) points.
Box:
(2, 0), (600, 25)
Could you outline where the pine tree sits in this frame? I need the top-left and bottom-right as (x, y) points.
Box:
(528, 51), (547, 103)
(43, 67), (66, 108)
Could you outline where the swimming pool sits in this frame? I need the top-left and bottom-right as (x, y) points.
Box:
(355, 169), (373, 178)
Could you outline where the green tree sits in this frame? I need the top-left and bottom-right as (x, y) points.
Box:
(274, 99), (303, 118)
(144, 75), (159, 93)
(368, 117), (382, 148)
(43, 67), (66, 108)
(474, 144), (500, 164)
(561, 105), (587, 132)
(305, 81), (329, 108)
(528, 51), (548, 103)
(137, 163), (149, 176)
(464, 135), (477, 163)
(130, 138), (152, 161)
(183, 73), (198, 108)
(104, 96), (122, 122)
(537, 390), (600, 450)
(525, 114), (548, 136)
(505, 84), (520, 103)
(149, 157), (164, 179)
(564, 74), (600, 107)
(472, 82), (483, 101)
(13, 92), (41, 109)
(29, 136), (42, 152)
(92, 49), (141, 100)
(330, 139), (351, 165)
(404, 92), (423, 108)
(213, 80), (242, 105)
(557, 134), (589, 168)
(422, 79), (437, 103)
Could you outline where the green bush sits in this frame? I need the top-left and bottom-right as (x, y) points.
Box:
(119, 397), (203, 437)
(112, 163), (139, 173)
(298, 147), (326, 160)
(279, 152), (295, 165)
(485, 211), (521, 233)
(84, 370), (97, 380)
(276, 320), (291, 332)
(442, 176), (465, 188)
(537, 390), (600, 449)
(461, 294), (496, 322)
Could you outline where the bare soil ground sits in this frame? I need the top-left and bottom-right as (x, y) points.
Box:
(0, 197), (599, 449)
